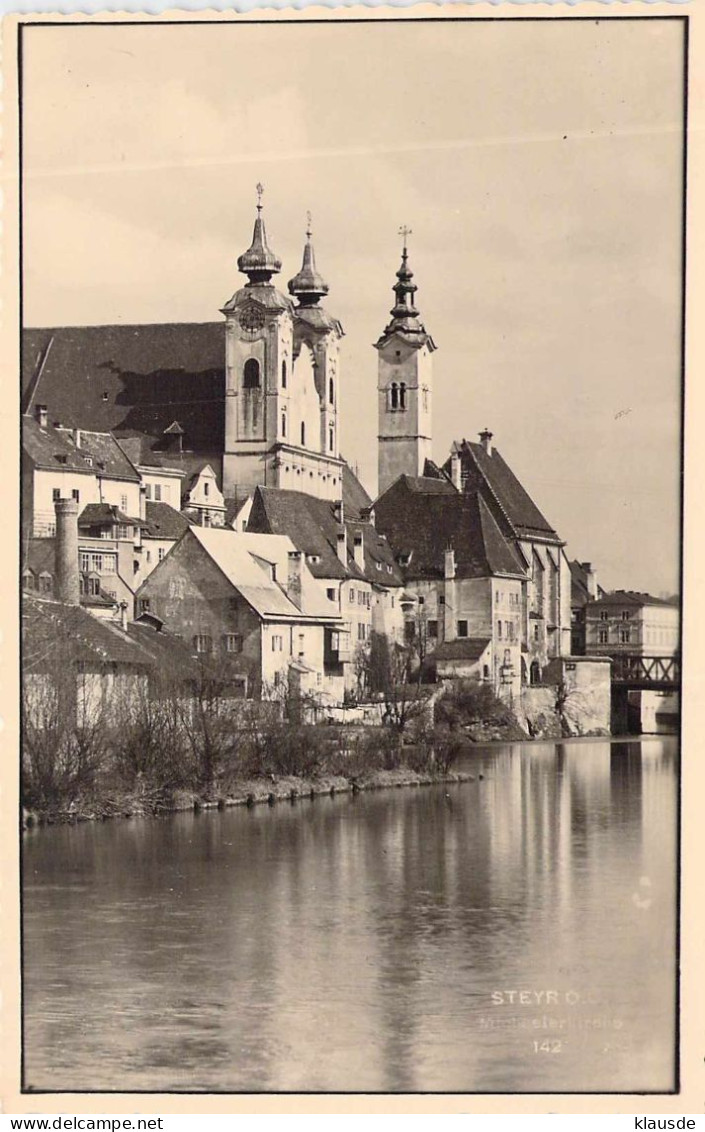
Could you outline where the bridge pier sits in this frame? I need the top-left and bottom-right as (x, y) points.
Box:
(611, 686), (630, 736)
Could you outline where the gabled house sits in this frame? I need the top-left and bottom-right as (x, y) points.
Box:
(22, 408), (142, 539)
(246, 486), (405, 690)
(134, 501), (194, 586)
(134, 526), (344, 702)
(441, 432), (572, 669)
(181, 464), (227, 527)
(372, 474), (526, 694)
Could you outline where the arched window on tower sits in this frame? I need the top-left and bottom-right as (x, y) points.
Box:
(329, 426), (334, 452)
(243, 358), (261, 390)
(329, 377), (335, 405)
(281, 411), (287, 438)
(390, 382), (398, 410)
(301, 421), (306, 447)
(282, 360), (287, 389)
(399, 383), (407, 410)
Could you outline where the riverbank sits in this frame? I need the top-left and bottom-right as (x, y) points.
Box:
(22, 764), (482, 828)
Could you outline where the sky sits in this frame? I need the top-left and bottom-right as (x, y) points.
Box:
(21, 17), (685, 595)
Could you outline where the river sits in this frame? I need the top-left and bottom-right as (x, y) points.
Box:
(22, 737), (677, 1094)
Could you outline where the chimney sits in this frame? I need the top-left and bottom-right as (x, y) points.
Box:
(479, 428), (493, 456)
(450, 451), (461, 491)
(74, 429), (82, 449)
(444, 545), (456, 581)
(119, 601), (128, 632)
(35, 405), (48, 429)
(582, 562), (598, 600)
(353, 529), (365, 572)
(54, 498), (80, 606)
(139, 484), (147, 522)
(332, 499), (344, 525)
(336, 530), (347, 566)
(287, 550), (304, 610)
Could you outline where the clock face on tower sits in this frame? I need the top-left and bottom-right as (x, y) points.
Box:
(238, 302), (266, 338)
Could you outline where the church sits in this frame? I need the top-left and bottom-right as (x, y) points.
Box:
(21, 186), (573, 692)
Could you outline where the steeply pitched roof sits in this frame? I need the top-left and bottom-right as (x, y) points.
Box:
(373, 475), (526, 580)
(76, 430), (141, 482)
(23, 593), (151, 671)
(22, 323), (226, 457)
(341, 461), (373, 519)
(188, 527), (339, 622)
(449, 440), (559, 542)
(22, 417), (96, 475)
(143, 501), (194, 541)
(247, 487), (403, 585)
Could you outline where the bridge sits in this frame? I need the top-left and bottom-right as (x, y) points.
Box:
(610, 654), (681, 692)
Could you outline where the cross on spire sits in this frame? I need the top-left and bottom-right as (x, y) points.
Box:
(306, 210), (313, 239)
(256, 182), (264, 213)
(398, 225), (412, 255)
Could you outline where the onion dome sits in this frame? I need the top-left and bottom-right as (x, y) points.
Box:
(288, 214), (330, 306)
(375, 227), (436, 350)
(237, 183), (282, 285)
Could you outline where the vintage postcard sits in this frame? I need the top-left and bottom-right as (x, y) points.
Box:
(1, 3), (703, 1115)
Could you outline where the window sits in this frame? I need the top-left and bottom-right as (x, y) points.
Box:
(399, 383), (407, 410)
(507, 622), (515, 641)
(533, 624), (540, 642)
(146, 550), (152, 563)
(139, 598), (151, 615)
(620, 629), (631, 644)
(427, 620), (438, 638)
(79, 551), (116, 574)
(390, 383), (398, 410)
(300, 421), (306, 446)
(193, 634), (212, 654)
(349, 588), (355, 603)
(22, 569), (34, 591)
(52, 488), (61, 502)
(225, 634), (243, 654)
(72, 489), (80, 503)
(457, 620), (468, 638)
(281, 412), (287, 438)
(298, 633), (305, 657)
(80, 575), (100, 597)
(145, 485), (152, 500)
(154, 484), (162, 502)
(439, 595), (445, 605)
(158, 547), (165, 562)
(120, 494), (128, 511)
(598, 629), (608, 643)
(422, 386), (429, 412)
(621, 610), (631, 621)
(329, 426), (334, 452)
(358, 623), (368, 642)
(271, 635), (283, 652)
(599, 610), (609, 621)
(243, 358), (260, 389)
(326, 587), (336, 602)
(282, 360), (287, 389)
(497, 620), (502, 640)
(483, 664), (490, 681)
(329, 377), (335, 405)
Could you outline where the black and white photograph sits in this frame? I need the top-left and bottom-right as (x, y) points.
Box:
(16, 11), (686, 1099)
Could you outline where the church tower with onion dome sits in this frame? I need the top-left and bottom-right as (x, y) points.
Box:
(375, 228), (437, 497)
(222, 187), (345, 501)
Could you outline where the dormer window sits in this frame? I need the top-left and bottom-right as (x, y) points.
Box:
(83, 455), (93, 467)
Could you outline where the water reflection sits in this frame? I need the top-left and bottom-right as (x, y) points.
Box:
(23, 737), (677, 1093)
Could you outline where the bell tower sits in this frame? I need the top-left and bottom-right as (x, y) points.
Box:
(222, 184), (293, 498)
(376, 227), (436, 497)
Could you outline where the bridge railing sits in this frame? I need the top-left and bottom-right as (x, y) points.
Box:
(610, 654), (680, 687)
